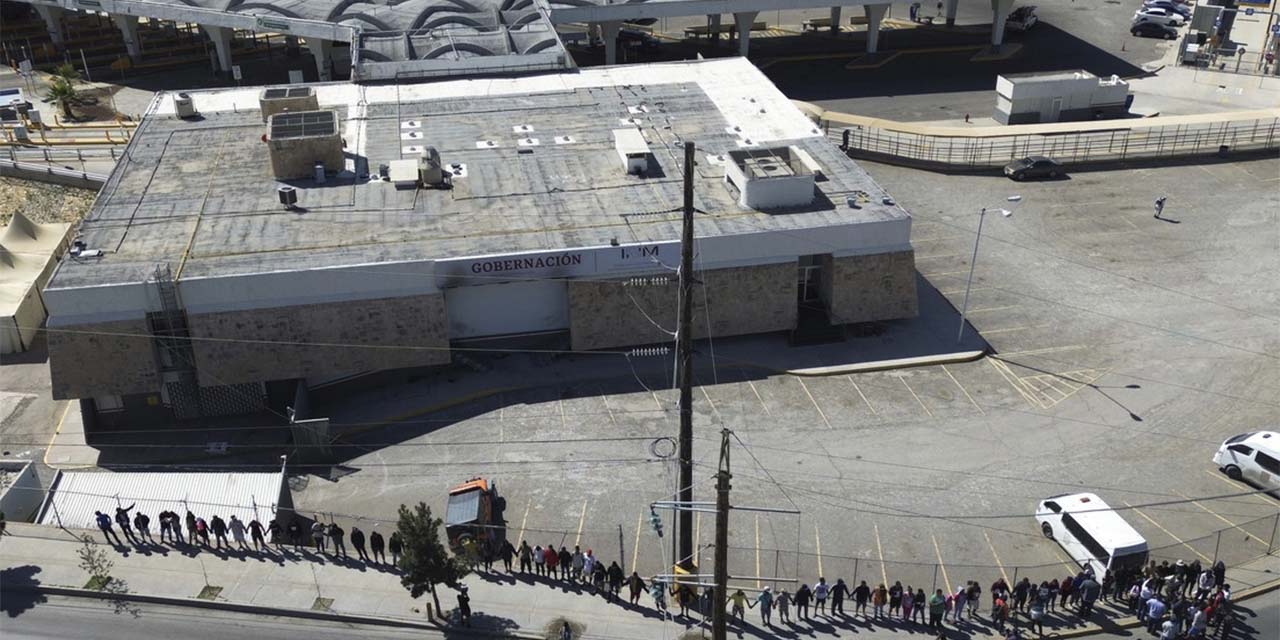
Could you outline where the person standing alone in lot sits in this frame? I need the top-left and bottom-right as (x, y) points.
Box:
(1154, 196), (1167, 219)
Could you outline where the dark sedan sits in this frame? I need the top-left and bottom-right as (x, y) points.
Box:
(1004, 156), (1064, 181)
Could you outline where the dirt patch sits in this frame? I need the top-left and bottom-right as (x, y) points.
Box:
(0, 177), (96, 227)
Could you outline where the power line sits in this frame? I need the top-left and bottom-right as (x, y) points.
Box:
(0, 435), (665, 449)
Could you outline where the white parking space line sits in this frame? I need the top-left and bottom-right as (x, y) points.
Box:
(942, 365), (985, 415)
(574, 499), (589, 547)
(815, 524), (824, 577)
(701, 386), (720, 418)
(516, 498), (532, 545)
(847, 375), (878, 416)
(900, 377), (934, 418)
(967, 305), (1021, 314)
(874, 524), (888, 587)
(983, 530), (1011, 585)
(932, 534), (952, 595)
(1124, 500), (1211, 563)
(598, 386), (618, 427)
(631, 513), (643, 573)
(1202, 470), (1276, 507)
(796, 377), (833, 429)
(756, 515), (763, 589)
(745, 378), (772, 417)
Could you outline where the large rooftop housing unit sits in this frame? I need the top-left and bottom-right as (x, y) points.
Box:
(42, 58), (918, 425)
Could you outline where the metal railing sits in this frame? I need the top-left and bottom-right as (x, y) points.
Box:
(827, 113), (1280, 170)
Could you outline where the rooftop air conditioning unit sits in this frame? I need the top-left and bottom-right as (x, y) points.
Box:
(419, 146), (447, 187)
(174, 93), (198, 119)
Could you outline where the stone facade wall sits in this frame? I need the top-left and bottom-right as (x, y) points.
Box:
(187, 293), (450, 387)
(823, 250), (918, 324)
(48, 317), (161, 400)
(569, 261), (797, 351)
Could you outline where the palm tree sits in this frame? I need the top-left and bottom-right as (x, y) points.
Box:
(46, 77), (77, 120)
(52, 62), (81, 84)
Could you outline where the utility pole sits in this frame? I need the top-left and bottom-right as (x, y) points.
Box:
(712, 427), (731, 640)
(676, 140), (696, 572)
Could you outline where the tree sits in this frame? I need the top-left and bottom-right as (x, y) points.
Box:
(396, 502), (470, 613)
(46, 77), (77, 120)
(52, 62), (81, 84)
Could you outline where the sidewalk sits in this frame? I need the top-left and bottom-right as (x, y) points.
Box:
(3, 522), (1276, 639)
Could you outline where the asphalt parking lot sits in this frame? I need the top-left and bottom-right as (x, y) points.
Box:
(295, 151), (1280, 597)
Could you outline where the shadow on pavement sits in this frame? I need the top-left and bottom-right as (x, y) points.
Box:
(0, 564), (47, 618)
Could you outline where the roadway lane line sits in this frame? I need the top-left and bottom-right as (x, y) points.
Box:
(797, 377), (833, 429)
(574, 499), (589, 547)
(943, 364), (985, 415)
(1124, 500), (1211, 563)
(901, 377), (934, 418)
(631, 513), (643, 573)
(874, 524), (888, 587)
(983, 530), (1011, 585)
(932, 534), (952, 595)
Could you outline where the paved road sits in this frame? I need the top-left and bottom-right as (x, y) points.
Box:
(0, 595), (438, 640)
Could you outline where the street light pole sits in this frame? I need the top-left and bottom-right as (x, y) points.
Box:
(957, 195), (1021, 343)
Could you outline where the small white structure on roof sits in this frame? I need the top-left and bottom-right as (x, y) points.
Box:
(1, 212), (71, 354)
(612, 128), (650, 175)
(37, 470), (289, 529)
(724, 146), (817, 209)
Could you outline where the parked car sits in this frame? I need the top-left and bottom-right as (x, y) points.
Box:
(617, 28), (660, 51)
(1142, 0), (1192, 19)
(1213, 431), (1280, 493)
(1006, 5), (1039, 31)
(1133, 8), (1185, 27)
(1004, 156), (1063, 180)
(1131, 21), (1180, 39)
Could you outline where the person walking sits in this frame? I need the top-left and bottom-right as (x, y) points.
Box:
(795, 583), (812, 621)
(583, 549), (597, 585)
(210, 515), (229, 549)
(873, 583), (888, 619)
(228, 515), (249, 550)
(286, 518), (302, 549)
(831, 578), (849, 615)
(370, 529), (386, 564)
(350, 526), (369, 561)
(729, 589), (748, 624)
(94, 511), (122, 545)
(626, 571), (645, 605)
(814, 577), (830, 615)
(854, 580), (871, 617)
(456, 587), (471, 627)
(133, 511), (153, 543)
(328, 523), (347, 558)
(496, 539), (513, 572)
(389, 531), (404, 565)
(991, 577), (1009, 615)
(928, 589), (946, 632)
(311, 520), (327, 553)
(607, 561), (624, 599)
(1046, 578), (1059, 612)
(249, 519), (266, 551)
(777, 589), (792, 624)
(1154, 196), (1167, 220)
(756, 586), (775, 626)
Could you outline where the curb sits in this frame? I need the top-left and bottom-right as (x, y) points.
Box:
(6, 583), (542, 639)
(784, 349), (987, 376)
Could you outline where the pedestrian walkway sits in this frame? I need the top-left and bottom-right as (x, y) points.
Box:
(2, 522), (1276, 639)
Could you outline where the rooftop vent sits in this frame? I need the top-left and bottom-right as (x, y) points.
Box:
(724, 146), (816, 210)
(265, 110), (344, 180)
(174, 93), (198, 119)
(612, 128), (650, 175)
(258, 86), (317, 123)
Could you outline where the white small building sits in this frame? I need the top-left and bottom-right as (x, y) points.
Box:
(994, 70), (1132, 125)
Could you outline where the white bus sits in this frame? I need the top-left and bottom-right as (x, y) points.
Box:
(1035, 493), (1148, 578)
(1213, 430), (1280, 493)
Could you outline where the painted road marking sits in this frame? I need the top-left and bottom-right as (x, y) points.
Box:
(755, 515), (763, 589)
(967, 305), (1021, 314)
(559, 397), (567, 431)
(996, 345), (1087, 357)
(745, 378), (772, 417)
(516, 499), (532, 545)
(1048, 544), (1079, 574)
(815, 524), (824, 577)
(932, 534), (952, 594)
(981, 324), (1051, 335)
(943, 365), (985, 415)
(922, 269), (971, 277)
(574, 499), (589, 547)
(1124, 501), (1211, 562)
(652, 391), (665, 411)
(599, 386), (618, 428)
(987, 357), (1040, 407)
(797, 377), (833, 429)
(701, 386), (720, 418)
(901, 377), (934, 418)
(1202, 470), (1276, 506)
(1176, 490), (1268, 548)
(847, 375), (878, 415)
(874, 524), (888, 587)
(941, 286), (991, 296)
(631, 513), (643, 573)
(983, 530), (1011, 585)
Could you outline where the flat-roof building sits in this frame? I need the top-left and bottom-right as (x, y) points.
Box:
(42, 58), (918, 425)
